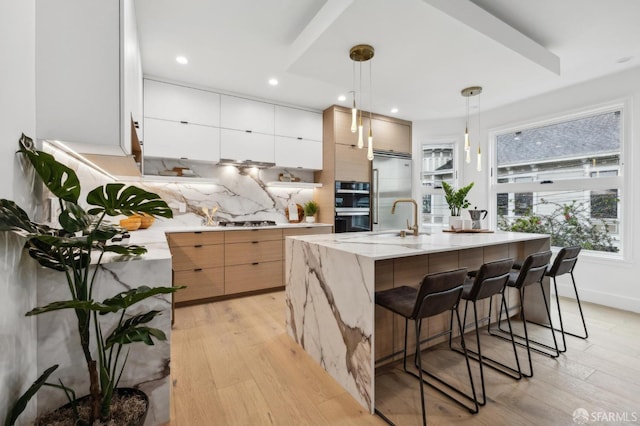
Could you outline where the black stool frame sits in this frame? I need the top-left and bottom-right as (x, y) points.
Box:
(375, 268), (478, 426)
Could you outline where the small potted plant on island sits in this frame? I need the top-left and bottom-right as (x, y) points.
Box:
(2, 134), (181, 426)
(441, 181), (474, 230)
(303, 200), (319, 223)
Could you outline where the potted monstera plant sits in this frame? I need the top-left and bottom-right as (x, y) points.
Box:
(441, 181), (474, 230)
(2, 134), (179, 425)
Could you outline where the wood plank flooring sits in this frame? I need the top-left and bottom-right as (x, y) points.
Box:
(169, 292), (640, 425)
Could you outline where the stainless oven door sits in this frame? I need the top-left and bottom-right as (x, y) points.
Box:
(335, 209), (371, 233)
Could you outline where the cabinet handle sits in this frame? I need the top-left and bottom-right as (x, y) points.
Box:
(252, 241), (259, 244)
(180, 121), (189, 124)
(194, 268), (202, 272)
(194, 244), (202, 248)
(245, 130), (253, 133)
(194, 231), (202, 234)
(297, 137), (302, 140)
(252, 262), (259, 265)
(134, 121), (139, 128)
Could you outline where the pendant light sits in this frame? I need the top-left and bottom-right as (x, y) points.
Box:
(461, 86), (482, 171)
(349, 44), (375, 152)
(350, 62), (357, 133)
(367, 55), (374, 161)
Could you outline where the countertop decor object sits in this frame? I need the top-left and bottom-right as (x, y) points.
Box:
(287, 203), (304, 223)
(120, 215), (142, 231)
(303, 200), (319, 223)
(2, 134), (178, 426)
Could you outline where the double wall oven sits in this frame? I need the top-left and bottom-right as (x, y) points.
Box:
(334, 181), (371, 233)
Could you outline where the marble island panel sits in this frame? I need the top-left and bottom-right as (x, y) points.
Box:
(285, 230), (550, 414)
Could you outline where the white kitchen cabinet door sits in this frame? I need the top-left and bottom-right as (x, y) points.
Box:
(220, 95), (274, 134)
(144, 80), (220, 127)
(144, 118), (220, 162)
(274, 136), (322, 170)
(36, 0), (121, 149)
(220, 129), (274, 163)
(274, 106), (322, 141)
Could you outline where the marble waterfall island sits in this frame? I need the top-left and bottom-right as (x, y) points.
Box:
(285, 230), (550, 413)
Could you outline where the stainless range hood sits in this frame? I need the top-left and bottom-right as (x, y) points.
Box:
(218, 158), (276, 168)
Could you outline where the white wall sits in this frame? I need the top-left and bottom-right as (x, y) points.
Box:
(414, 66), (640, 313)
(0, 0), (38, 424)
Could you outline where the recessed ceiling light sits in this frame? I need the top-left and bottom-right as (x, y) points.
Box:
(616, 56), (633, 64)
(175, 56), (188, 65)
(268, 78), (279, 86)
(338, 95), (346, 102)
(390, 108), (399, 114)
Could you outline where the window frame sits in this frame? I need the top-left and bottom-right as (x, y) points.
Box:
(488, 100), (631, 260)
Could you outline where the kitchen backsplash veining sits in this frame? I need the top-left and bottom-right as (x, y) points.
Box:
(45, 144), (316, 227)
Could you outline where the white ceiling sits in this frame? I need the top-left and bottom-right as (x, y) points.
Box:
(134, 0), (640, 121)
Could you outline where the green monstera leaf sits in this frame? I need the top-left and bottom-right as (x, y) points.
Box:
(86, 183), (173, 218)
(100, 285), (181, 312)
(25, 299), (119, 316)
(4, 364), (59, 426)
(104, 311), (167, 349)
(0, 199), (36, 236)
(18, 134), (81, 204)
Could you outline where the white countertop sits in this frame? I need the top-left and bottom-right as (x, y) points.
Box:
(99, 222), (333, 264)
(288, 230), (550, 261)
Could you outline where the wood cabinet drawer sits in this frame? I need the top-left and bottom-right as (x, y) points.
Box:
(282, 226), (332, 237)
(225, 261), (283, 294)
(172, 244), (224, 271)
(225, 240), (282, 266)
(173, 267), (224, 303)
(168, 231), (224, 247)
(224, 228), (283, 244)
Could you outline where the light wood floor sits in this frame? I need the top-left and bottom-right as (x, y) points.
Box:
(169, 292), (640, 425)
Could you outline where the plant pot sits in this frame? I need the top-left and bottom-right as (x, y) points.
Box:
(449, 216), (462, 231)
(37, 387), (148, 426)
(305, 216), (316, 223)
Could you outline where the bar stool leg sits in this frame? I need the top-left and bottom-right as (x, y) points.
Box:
(415, 319), (427, 426)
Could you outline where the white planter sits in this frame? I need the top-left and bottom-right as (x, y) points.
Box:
(449, 216), (462, 230)
(305, 216), (316, 223)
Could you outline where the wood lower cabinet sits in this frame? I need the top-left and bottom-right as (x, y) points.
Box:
(169, 231), (225, 303)
(169, 226), (333, 304)
(224, 229), (283, 295)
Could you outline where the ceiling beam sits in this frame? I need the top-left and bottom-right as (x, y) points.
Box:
(422, 0), (560, 75)
(285, 0), (355, 70)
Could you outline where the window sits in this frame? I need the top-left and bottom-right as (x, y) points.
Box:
(493, 108), (623, 254)
(421, 143), (457, 229)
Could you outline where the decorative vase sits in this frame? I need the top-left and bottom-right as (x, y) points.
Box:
(305, 216), (316, 223)
(449, 216), (462, 230)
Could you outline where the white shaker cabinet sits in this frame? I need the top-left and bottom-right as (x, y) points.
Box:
(144, 80), (220, 127)
(144, 118), (220, 162)
(36, 0), (141, 155)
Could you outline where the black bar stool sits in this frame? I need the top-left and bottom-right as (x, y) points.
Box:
(450, 258), (521, 406)
(375, 268), (478, 426)
(495, 250), (558, 377)
(528, 246), (587, 352)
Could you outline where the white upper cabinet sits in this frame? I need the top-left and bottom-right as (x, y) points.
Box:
(274, 137), (322, 170)
(220, 129), (274, 163)
(144, 80), (220, 127)
(220, 95), (274, 134)
(144, 118), (220, 162)
(274, 106), (322, 141)
(36, 0), (141, 155)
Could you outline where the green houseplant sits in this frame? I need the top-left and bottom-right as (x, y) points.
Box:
(2, 134), (179, 425)
(441, 181), (474, 217)
(303, 200), (319, 223)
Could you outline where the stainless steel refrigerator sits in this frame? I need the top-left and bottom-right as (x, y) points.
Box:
(372, 153), (413, 231)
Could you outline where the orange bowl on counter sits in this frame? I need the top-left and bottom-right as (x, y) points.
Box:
(119, 216), (141, 231)
(137, 213), (155, 229)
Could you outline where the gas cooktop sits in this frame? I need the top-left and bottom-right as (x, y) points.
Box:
(219, 220), (277, 227)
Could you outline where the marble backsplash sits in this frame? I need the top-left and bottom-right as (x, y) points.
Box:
(45, 145), (317, 228)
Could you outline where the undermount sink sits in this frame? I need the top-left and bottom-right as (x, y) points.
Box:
(370, 230), (431, 238)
